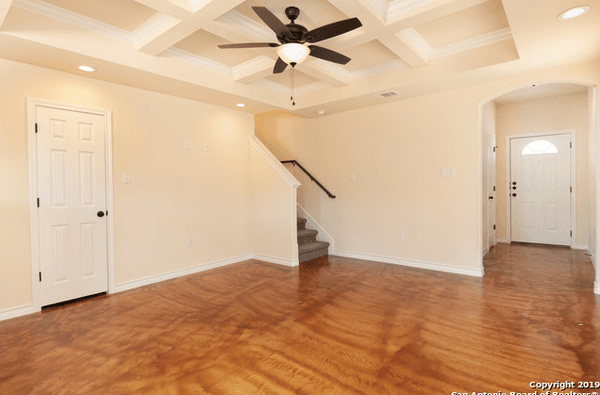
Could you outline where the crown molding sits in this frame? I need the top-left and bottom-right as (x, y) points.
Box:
(387, 0), (440, 19)
(351, 59), (407, 80)
(13, 0), (133, 43)
(162, 47), (232, 75)
(431, 28), (513, 59)
(232, 56), (274, 81)
(306, 58), (352, 85)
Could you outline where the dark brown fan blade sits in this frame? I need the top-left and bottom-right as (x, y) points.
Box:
(304, 18), (362, 43)
(273, 57), (288, 74)
(308, 45), (351, 65)
(218, 43), (279, 49)
(252, 6), (292, 39)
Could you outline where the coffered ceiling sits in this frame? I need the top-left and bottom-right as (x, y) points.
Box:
(0, 0), (598, 116)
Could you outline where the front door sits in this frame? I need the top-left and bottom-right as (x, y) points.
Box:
(510, 134), (571, 246)
(36, 105), (108, 306)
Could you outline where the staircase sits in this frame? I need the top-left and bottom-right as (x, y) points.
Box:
(297, 217), (330, 263)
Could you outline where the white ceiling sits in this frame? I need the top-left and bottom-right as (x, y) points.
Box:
(0, 0), (598, 116)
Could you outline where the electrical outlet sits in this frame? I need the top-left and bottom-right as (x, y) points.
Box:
(184, 140), (191, 150)
(349, 172), (356, 181)
(122, 173), (131, 184)
(397, 230), (403, 239)
(187, 236), (193, 246)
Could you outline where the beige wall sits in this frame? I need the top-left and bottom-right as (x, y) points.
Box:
(0, 58), (254, 311)
(249, 137), (299, 264)
(495, 92), (590, 246)
(255, 63), (600, 275)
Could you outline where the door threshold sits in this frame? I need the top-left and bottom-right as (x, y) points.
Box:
(510, 241), (571, 249)
(41, 292), (107, 312)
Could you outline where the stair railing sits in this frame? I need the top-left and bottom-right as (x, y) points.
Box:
(281, 160), (336, 199)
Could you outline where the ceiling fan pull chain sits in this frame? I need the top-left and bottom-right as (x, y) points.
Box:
(290, 66), (296, 106)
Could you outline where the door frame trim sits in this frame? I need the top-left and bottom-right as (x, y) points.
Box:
(27, 98), (115, 312)
(505, 130), (576, 247)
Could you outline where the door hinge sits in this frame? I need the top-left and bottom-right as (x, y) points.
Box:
(106, 210), (109, 216)
(35, 123), (38, 133)
(493, 186), (496, 192)
(570, 142), (572, 148)
(493, 146), (496, 153)
(570, 230), (573, 237)
(39, 272), (42, 282)
(37, 198), (40, 208)
(493, 225), (496, 230)
(570, 186), (572, 193)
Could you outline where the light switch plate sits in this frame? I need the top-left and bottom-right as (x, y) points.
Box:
(349, 172), (356, 181)
(441, 168), (456, 178)
(184, 140), (191, 150)
(122, 172), (131, 184)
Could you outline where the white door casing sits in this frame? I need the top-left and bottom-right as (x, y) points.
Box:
(510, 133), (572, 246)
(28, 99), (114, 310)
(488, 133), (496, 248)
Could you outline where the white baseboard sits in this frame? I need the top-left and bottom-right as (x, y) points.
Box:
(497, 238), (509, 243)
(573, 244), (589, 250)
(113, 253), (300, 294)
(252, 254), (299, 267)
(333, 250), (484, 277)
(0, 304), (34, 322)
(114, 253), (254, 294)
(482, 247), (489, 257)
(595, 281), (600, 295)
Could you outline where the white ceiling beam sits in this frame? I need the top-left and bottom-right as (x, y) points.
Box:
(0, 0), (13, 28)
(135, 0), (246, 56)
(385, 0), (490, 31)
(232, 56), (274, 83)
(132, 0), (191, 19)
(328, 0), (428, 67)
(297, 59), (350, 87)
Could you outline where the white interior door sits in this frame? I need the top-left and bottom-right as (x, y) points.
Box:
(36, 105), (108, 306)
(510, 134), (571, 245)
(488, 133), (496, 248)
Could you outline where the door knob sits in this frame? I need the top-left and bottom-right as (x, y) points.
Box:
(97, 211), (105, 217)
(512, 193), (517, 197)
(489, 196), (494, 200)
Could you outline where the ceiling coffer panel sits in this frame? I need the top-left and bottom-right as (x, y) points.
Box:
(41, 0), (157, 32)
(414, 0), (510, 48)
(174, 30), (260, 67)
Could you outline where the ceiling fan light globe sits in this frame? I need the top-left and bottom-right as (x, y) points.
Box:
(277, 43), (310, 65)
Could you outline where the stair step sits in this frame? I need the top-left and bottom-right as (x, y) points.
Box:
(297, 217), (307, 230)
(297, 229), (318, 245)
(299, 241), (330, 254)
(299, 241), (329, 263)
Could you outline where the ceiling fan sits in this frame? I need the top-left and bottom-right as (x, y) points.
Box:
(218, 6), (362, 74)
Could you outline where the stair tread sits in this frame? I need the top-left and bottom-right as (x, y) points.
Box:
(297, 217), (307, 224)
(299, 241), (330, 254)
(297, 229), (318, 238)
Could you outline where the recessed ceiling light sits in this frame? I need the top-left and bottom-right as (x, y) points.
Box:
(78, 65), (95, 72)
(317, 109), (325, 115)
(557, 5), (590, 20)
(236, 103), (246, 108)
